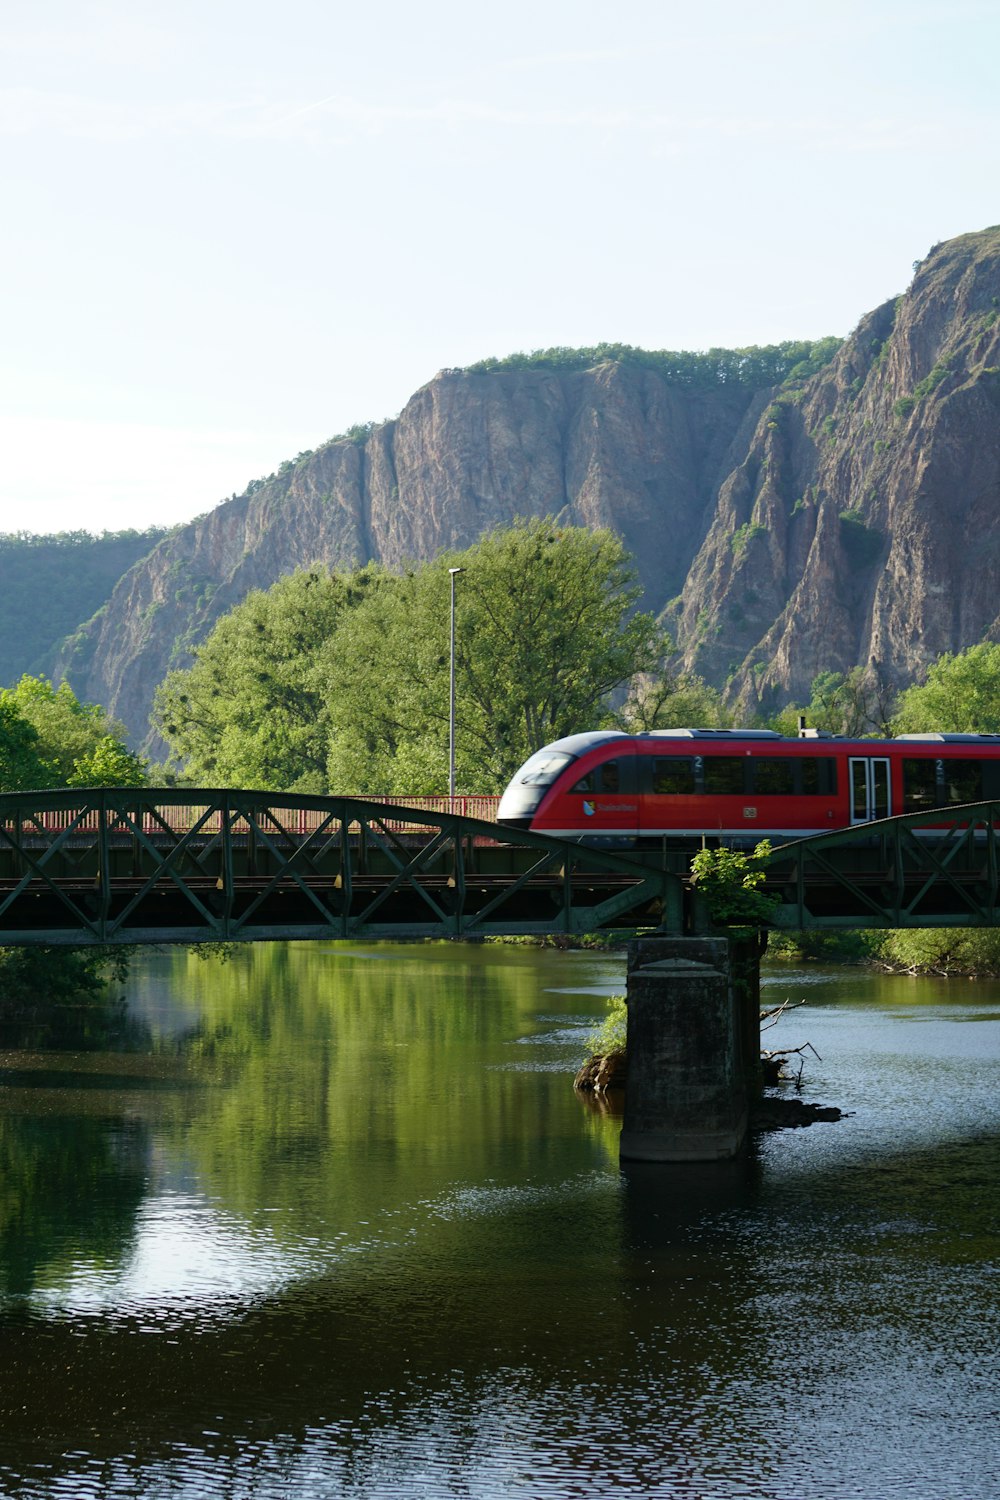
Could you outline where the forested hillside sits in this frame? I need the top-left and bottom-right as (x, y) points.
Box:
(0, 529), (165, 688)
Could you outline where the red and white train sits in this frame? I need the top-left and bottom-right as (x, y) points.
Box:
(495, 728), (1000, 846)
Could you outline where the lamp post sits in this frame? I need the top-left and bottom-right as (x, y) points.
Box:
(448, 567), (464, 808)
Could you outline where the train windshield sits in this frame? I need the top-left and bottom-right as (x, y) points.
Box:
(497, 748), (576, 822)
(516, 750), (574, 786)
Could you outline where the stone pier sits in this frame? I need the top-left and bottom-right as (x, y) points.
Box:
(619, 935), (760, 1163)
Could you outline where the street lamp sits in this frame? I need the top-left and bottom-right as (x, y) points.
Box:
(448, 567), (464, 807)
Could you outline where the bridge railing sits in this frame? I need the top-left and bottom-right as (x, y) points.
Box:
(3, 793), (502, 839)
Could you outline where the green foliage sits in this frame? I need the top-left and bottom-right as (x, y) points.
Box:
(67, 736), (148, 788)
(0, 528), (166, 689)
(767, 929), (879, 962)
(730, 521), (766, 558)
(893, 644), (1000, 734)
(870, 928), (1000, 976)
(154, 525), (664, 795)
(913, 363), (951, 399)
(770, 666), (896, 738)
(324, 519), (665, 793)
(465, 338), (842, 390)
(616, 674), (731, 731)
(584, 993), (627, 1058)
(893, 395), (916, 419)
(0, 698), (49, 791)
(690, 841), (779, 925)
(1, 676), (136, 786)
(153, 568), (369, 789)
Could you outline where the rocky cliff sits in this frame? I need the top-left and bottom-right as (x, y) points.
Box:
(54, 225), (1000, 747)
(672, 226), (1000, 712)
(58, 360), (767, 749)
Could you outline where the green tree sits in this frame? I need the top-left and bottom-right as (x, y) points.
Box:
(153, 568), (377, 790)
(0, 698), (49, 791)
(1, 675), (130, 783)
(689, 841), (779, 925)
(871, 927), (1000, 976)
(616, 672), (731, 731)
(892, 644), (1000, 733)
(67, 736), (147, 788)
(323, 519), (666, 793)
(771, 665), (896, 738)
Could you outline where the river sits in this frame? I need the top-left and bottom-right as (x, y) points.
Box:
(0, 941), (998, 1499)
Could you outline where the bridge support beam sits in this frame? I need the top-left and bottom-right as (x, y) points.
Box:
(619, 936), (758, 1163)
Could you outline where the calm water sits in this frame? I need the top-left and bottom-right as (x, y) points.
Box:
(0, 941), (998, 1499)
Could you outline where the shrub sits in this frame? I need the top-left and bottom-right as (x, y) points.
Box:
(690, 841), (779, 925)
(585, 993), (627, 1058)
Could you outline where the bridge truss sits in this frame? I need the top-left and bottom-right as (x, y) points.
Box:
(0, 788), (682, 947)
(761, 801), (1000, 929)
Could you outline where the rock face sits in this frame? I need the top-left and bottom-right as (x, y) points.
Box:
(55, 224), (1000, 747)
(59, 363), (760, 749)
(672, 226), (1000, 713)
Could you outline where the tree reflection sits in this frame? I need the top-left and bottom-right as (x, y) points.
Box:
(0, 1112), (148, 1297)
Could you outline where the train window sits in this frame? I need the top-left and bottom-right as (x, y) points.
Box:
(751, 758), (794, 796)
(800, 757), (837, 795)
(903, 759), (939, 812)
(650, 757), (696, 795)
(945, 759), (982, 804)
(570, 759), (621, 795)
(703, 757), (745, 795)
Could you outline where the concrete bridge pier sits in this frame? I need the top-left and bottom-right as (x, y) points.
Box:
(619, 935), (762, 1163)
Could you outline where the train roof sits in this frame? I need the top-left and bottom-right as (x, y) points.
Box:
(895, 733), (1000, 743)
(534, 729), (1000, 757)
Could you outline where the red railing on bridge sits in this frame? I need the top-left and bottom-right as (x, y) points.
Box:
(6, 794), (502, 839)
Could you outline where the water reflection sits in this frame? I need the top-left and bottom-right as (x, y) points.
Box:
(0, 943), (998, 1498)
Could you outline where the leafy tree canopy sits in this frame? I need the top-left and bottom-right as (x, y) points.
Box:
(892, 644), (1000, 734)
(0, 698), (49, 792)
(615, 673), (731, 732)
(769, 666), (896, 738)
(155, 521), (667, 795)
(322, 519), (665, 793)
(465, 338), (842, 390)
(67, 736), (148, 789)
(153, 567), (383, 790)
(0, 676), (146, 791)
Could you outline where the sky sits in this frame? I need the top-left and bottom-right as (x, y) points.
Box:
(2, 0), (999, 536)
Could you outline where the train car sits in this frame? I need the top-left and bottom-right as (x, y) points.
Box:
(495, 728), (1000, 848)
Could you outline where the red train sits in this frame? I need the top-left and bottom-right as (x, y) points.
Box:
(495, 728), (1000, 847)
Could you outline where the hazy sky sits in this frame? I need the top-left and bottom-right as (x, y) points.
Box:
(3, 0), (999, 535)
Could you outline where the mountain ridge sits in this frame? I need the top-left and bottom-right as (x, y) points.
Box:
(42, 224), (1000, 751)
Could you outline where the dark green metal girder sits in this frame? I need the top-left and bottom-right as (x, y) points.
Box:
(0, 788), (684, 947)
(760, 801), (1000, 929)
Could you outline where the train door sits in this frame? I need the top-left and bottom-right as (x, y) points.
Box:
(849, 757), (891, 823)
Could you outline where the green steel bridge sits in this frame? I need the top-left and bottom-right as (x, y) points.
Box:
(3, 787), (1000, 946)
(0, 788), (681, 946)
